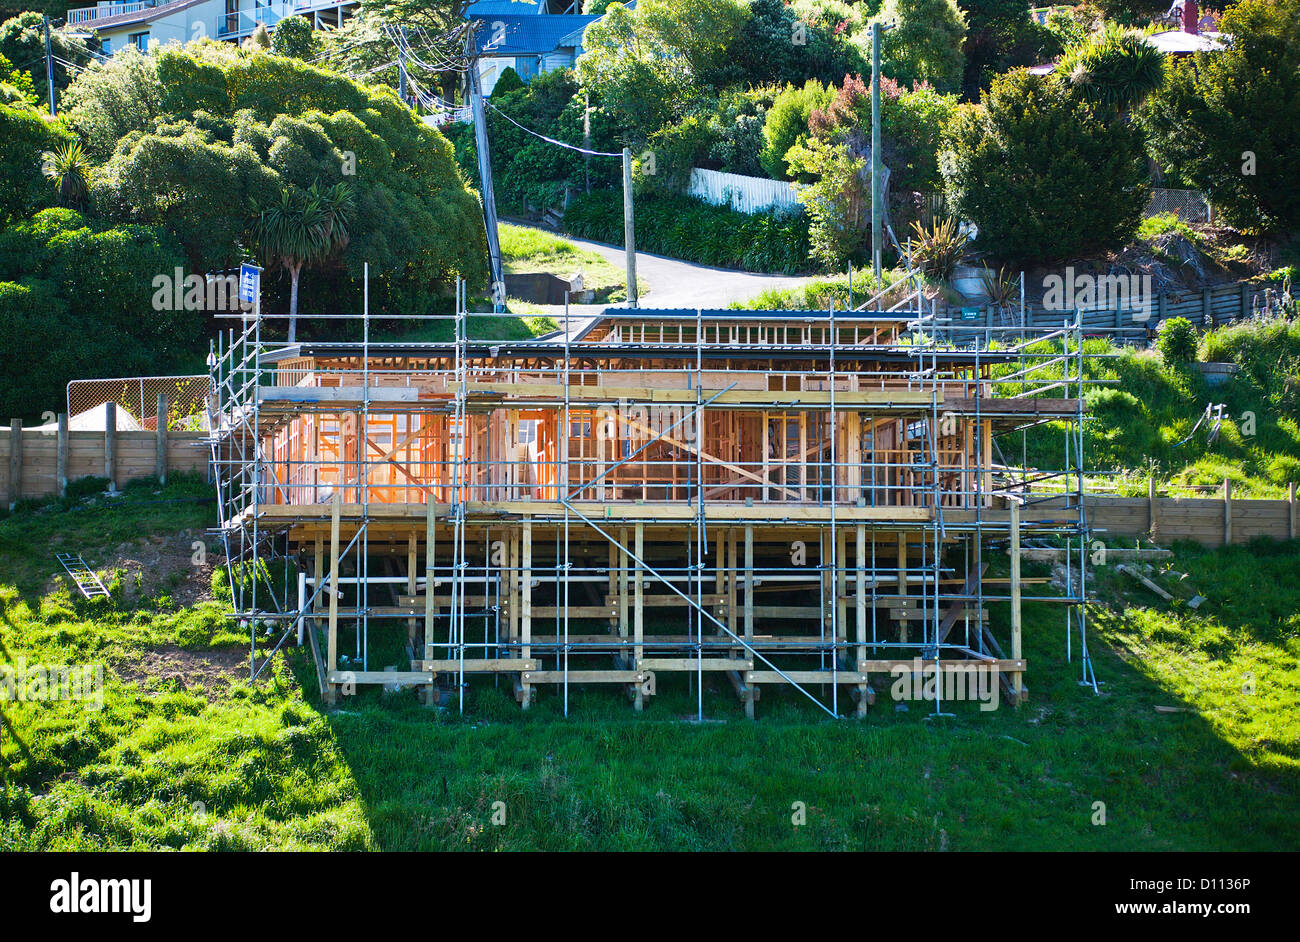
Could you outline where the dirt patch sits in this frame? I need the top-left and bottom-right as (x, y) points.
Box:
(53, 529), (222, 607)
(115, 644), (245, 700)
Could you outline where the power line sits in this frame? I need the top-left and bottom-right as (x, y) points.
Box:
(482, 99), (620, 157)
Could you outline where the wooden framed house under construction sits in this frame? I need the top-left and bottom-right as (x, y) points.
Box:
(207, 290), (1094, 718)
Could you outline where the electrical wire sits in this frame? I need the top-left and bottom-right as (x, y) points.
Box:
(483, 99), (620, 157)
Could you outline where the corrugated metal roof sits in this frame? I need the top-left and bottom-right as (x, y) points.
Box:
(469, 13), (600, 56)
(465, 0), (545, 17)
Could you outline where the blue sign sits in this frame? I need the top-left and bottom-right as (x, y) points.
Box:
(239, 263), (260, 305)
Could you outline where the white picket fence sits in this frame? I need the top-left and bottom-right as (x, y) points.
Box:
(687, 168), (799, 215)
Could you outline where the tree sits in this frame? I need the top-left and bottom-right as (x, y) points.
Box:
(0, 208), (197, 420)
(787, 135), (867, 268)
(760, 79), (831, 180)
(866, 0), (967, 94)
(248, 182), (355, 341)
(0, 98), (72, 224)
(0, 50), (35, 106)
(1058, 23), (1164, 112)
(576, 0), (749, 140)
(65, 43), (487, 310)
(705, 0), (867, 89)
(940, 69), (1148, 262)
(271, 15), (319, 60)
(40, 139), (90, 209)
(59, 47), (163, 161)
(958, 0), (1056, 97)
(809, 73), (958, 194)
(0, 13), (94, 107)
(1143, 0), (1300, 234)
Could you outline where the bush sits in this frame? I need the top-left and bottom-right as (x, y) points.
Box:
(905, 216), (968, 282)
(0, 100), (73, 225)
(1157, 317), (1198, 367)
(1142, 0), (1300, 234)
(270, 15), (318, 60)
(759, 80), (830, 181)
(939, 69), (1148, 263)
(863, 0), (966, 94)
(563, 189), (811, 274)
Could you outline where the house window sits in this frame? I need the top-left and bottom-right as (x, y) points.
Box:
(130, 32), (149, 52)
(100, 38), (112, 56)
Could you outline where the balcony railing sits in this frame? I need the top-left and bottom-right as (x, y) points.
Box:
(66, 1), (161, 26)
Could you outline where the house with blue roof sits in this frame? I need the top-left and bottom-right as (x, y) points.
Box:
(465, 0), (631, 95)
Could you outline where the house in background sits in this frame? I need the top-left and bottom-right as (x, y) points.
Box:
(1148, 1), (1223, 54)
(1029, 0), (1223, 75)
(66, 0), (356, 55)
(466, 0), (630, 96)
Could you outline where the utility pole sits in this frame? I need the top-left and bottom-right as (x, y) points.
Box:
(870, 20), (883, 287)
(398, 27), (407, 105)
(622, 147), (637, 308)
(468, 65), (504, 310)
(43, 14), (56, 118)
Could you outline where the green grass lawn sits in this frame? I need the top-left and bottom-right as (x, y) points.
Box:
(500, 223), (645, 304)
(995, 316), (1300, 498)
(1, 482), (1297, 850)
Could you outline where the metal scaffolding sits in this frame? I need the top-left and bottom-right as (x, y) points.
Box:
(204, 281), (1095, 718)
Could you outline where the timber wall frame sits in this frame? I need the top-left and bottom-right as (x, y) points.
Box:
(207, 289), (1098, 718)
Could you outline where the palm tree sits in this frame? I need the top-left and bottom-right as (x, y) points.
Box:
(40, 140), (91, 210)
(1059, 25), (1166, 113)
(247, 181), (354, 342)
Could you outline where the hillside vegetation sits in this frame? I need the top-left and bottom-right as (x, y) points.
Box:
(998, 315), (1300, 496)
(1, 479), (1296, 850)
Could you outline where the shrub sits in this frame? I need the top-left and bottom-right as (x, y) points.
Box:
(563, 189), (811, 274)
(1057, 23), (1164, 112)
(1142, 0), (1300, 234)
(939, 69), (1148, 263)
(759, 80), (831, 181)
(270, 15), (318, 60)
(905, 216), (967, 281)
(1157, 317), (1198, 367)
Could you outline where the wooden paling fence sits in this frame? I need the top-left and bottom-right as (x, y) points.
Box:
(1030, 480), (1299, 547)
(2, 402), (208, 508)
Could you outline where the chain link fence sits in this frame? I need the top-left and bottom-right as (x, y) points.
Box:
(1146, 187), (1212, 224)
(67, 376), (210, 431)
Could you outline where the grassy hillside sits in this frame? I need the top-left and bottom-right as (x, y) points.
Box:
(1, 481), (1297, 850)
(997, 315), (1300, 497)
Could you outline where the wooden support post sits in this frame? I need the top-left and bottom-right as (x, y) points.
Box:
(1148, 476), (1158, 539)
(155, 392), (168, 484)
(6, 418), (20, 510)
(1290, 482), (1297, 541)
(726, 529), (738, 638)
(618, 526), (629, 642)
(1010, 500), (1023, 703)
(104, 401), (116, 492)
(835, 527), (848, 665)
(743, 524), (755, 719)
(325, 491), (341, 705)
(634, 522), (644, 710)
(521, 520), (533, 710)
(1223, 477), (1232, 545)
(56, 413), (68, 498)
(406, 530), (418, 648)
(855, 524), (868, 717)
(424, 496), (436, 662)
(313, 534), (324, 630)
(897, 531), (908, 644)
